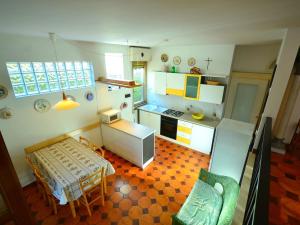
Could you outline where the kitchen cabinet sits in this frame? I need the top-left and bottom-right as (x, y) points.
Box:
(177, 119), (214, 154)
(199, 84), (225, 104)
(190, 124), (215, 154)
(166, 73), (185, 96)
(101, 120), (155, 169)
(154, 72), (167, 95)
(176, 120), (193, 145)
(139, 110), (161, 135)
(184, 74), (201, 100)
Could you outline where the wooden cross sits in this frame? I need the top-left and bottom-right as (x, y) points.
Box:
(205, 57), (213, 70)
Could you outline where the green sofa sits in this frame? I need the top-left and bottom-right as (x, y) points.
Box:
(172, 169), (240, 225)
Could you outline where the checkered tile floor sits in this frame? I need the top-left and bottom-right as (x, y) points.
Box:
(269, 133), (300, 225)
(23, 137), (210, 225)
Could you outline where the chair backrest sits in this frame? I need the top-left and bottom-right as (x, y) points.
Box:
(25, 155), (34, 170)
(79, 136), (91, 147)
(199, 169), (240, 225)
(79, 167), (105, 193)
(33, 168), (52, 195)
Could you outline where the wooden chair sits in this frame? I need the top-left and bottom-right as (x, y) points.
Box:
(78, 167), (105, 216)
(34, 168), (58, 215)
(79, 136), (105, 157)
(79, 136), (107, 194)
(25, 155), (47, 201)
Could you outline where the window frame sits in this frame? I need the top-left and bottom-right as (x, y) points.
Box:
(132, 61), (147, 106)
(104, 53), (124, 80)
(6, 61), (95, 98)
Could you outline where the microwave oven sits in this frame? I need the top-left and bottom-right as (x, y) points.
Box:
(101, 109), (121, 124)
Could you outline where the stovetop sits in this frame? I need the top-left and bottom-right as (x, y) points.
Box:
(163, 109), (184, 117)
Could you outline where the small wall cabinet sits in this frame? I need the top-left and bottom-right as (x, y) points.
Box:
(152, 71), (226, 104)
(139, 110), (161, 135)
(166, 73), (185, 96)
(154, 72), (167, 95)
(184, 74), (201, 100)
(199, 84), (225, 104)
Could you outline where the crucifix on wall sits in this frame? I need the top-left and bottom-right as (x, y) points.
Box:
(205, 57), (213, 70)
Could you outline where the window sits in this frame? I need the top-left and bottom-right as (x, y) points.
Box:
(132, 62), (146, 104)
(105, 53), (124, 80)
(6, 61), (94, 98)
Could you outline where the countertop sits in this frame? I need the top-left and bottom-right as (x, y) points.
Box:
(102, 119), (155, 139)
(138, 104), (221, 128)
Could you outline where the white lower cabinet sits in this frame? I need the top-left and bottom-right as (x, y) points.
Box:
(191, 125), (215, 154)
(177, 119), (214, 154)
(139, 110), (161, 135)
(140, 110), (215, 155)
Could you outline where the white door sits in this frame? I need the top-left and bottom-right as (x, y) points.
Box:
(225, 72), (271, 124)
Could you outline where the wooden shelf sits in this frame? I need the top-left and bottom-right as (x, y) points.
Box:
(155, 71), (229, 78)
(96, 77), (142, 88)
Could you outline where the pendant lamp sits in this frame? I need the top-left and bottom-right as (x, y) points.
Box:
(53, 92), (80, 111)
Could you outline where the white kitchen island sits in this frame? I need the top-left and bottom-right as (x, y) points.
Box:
(101, 119), (155, 169)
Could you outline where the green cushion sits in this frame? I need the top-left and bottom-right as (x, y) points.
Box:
(175, 179), (223, 225)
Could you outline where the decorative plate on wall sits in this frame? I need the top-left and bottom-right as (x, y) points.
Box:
(0, 85), (8, 100)
(34, 99), (51, 113)
(173, 56), (181, 65)
(188, 57), (196, 67)
(85, 92), (94, 101)
(161, 53), (169, 62)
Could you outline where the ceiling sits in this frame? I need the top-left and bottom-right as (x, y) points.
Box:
(0, 0), (300, 47)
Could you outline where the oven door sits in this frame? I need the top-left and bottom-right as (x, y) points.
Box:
(160, 116), (178, 140)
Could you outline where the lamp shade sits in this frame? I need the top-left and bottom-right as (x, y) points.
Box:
(53, 92), (80, 111)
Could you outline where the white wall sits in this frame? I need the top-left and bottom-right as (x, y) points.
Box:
(0, 33), (133, 186)
(147, 45), (235, 118)
(254, 28), (300, 148)
(232, 42), (281, 73)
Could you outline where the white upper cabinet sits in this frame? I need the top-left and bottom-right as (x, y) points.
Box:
(154, 72), (167, 95)
(166, 73), (185, 96)
(199, 84), (224, 104)
(152, 72), (225, 104)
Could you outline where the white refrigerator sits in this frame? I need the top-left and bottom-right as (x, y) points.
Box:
(209, 118), (255, 183)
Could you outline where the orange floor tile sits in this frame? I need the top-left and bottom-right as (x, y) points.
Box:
(269, 132), (300, 225)
(23, 137), (210, 225)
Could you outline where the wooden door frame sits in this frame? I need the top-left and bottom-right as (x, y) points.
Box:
(0, 131), (34, 225)
(225, 72), (272, 124)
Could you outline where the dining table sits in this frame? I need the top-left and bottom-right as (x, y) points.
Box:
(30, 137), (115, 217)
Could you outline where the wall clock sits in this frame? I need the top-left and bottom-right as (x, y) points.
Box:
(0, 85), (8, 100)
(173, 56), (181, 65)
(34, 99), (51, 113)
(188, 57), (196, 67)
(161, 53), (169, 62)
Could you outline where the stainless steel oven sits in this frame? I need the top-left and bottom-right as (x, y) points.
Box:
(160, 116), (178, 140)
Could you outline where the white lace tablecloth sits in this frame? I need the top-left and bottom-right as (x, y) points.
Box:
(30, 137), (115, 205)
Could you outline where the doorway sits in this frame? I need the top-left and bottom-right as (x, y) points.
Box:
(0, 132), (34, 225)
(225, 72), (272, 124)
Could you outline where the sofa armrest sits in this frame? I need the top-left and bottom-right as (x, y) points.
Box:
(172, 214), (186, 225)
(199, 168), (218, 186)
